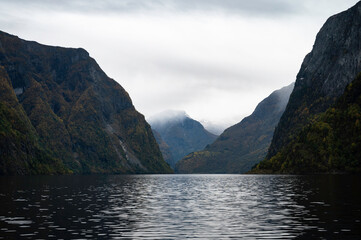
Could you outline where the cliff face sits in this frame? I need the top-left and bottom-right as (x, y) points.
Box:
(253, 73), (361, 174)
(0, 30), (172, 174)
(267, 2), (361, 160)
(175, 83), (293, 174)
(0, 66), (68, 175)
(149, 111), (217, 168)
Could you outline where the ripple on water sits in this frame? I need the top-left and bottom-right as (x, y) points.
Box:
(0, 174), (361, 239)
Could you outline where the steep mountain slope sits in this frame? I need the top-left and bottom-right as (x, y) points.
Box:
(253, 73), (361, 173)
(149, 110), (218, 168)
(0, 30), (172, 174)
(0, 66), (68, 175)
(151, 129), (174, 167)
(175, 83), (294, 174)
(266, 2), (361, 160)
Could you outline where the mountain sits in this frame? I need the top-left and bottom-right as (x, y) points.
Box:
(0, 30), (172, 175)
(175, 83), (294, 174)
(266, 2), (361, 161)
(0, 66), (68, 175)
(151, 129), (174, 167)
(148, 110), (218, 168)
(253, 73), (361, 173)
(254, 2), (361, 173)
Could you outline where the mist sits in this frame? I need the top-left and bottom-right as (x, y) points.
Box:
(0, 0), (359, 129)
(148, 110), (190, 127)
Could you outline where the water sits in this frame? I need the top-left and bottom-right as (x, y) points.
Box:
(0, 174), (360, 239)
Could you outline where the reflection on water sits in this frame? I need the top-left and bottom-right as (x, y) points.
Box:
(0, 174), (360, 239)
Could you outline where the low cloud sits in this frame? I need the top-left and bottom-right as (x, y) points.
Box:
(148, 110), (189, 126)
(2, 0), (298, 16)
(0, 0), (359, 128)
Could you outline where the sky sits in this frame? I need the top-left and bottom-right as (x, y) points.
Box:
(0, 0), (359, 132)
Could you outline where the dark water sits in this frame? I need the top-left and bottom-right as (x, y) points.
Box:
(0, 174), (360, 239)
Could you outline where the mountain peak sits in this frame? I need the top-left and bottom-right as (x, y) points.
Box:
(266, 0), (361, 160)
(0, 30), (172, 174)
(148, 110), (217, 168)
(175, 83), (293, 174)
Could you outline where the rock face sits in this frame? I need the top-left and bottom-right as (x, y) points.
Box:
(253, 73), (361, 173)
(267, 2), (361, 160)
(0, 66), (68, 175)
(175, 83), (294, 174)
(149, 110), (218, 168)
(0, 30), (172, 174)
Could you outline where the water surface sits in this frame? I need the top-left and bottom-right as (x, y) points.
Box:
(0, 174), (360, 239)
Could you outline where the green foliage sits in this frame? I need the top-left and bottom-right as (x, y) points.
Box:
(253, 73), (361, 174)
(0, 102), (69, 175)
(0, 30), (172, 175)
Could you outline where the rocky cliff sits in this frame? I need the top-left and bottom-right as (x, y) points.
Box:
(266, 2), (361, 160)
(0, 30), (172, 174)
(253, 73), (361, 173)
(0, 66), (68, 175)
(175, 83), (294, 174)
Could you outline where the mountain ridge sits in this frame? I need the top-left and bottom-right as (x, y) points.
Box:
(175, 83), (294, 174)
(266, 2), (361, 160)
(252, 73), (361, 173)
(255, 1), (361, 174)
(149, 110), (217, 168)
(0, 30), (172, 174)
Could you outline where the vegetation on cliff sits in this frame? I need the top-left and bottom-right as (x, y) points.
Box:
(266, 2), (361, 161)
(253, 73), (361, 173)
(0, 66), (68, 174)
(0, 30), (172, 175)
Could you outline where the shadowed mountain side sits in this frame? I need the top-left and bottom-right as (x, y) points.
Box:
(266, 1), (361, 161)
(0, 30), (172, 174)
(176, 83), (294, 173)
(151, 129), (174, 167)
(0, 66), (69, 175)
(253, 73), (361, 173)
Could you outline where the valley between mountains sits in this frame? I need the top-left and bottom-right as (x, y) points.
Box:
(1, 2), (361, 175)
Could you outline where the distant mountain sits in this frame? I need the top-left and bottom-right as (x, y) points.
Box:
(253, 73), (361, 173)
(149, 110), (218, 168)
(0, 30), (172, 175)
(175, 83), (294, 174)
(255, 2), (361, 173)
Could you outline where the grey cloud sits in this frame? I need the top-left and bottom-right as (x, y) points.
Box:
(155, 57), (253, 90)
(4, 0), (298, 16)
(147, 110), (189, 125)
(171, 0), (297, 15)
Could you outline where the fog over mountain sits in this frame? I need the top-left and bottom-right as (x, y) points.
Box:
(0, 0), (358, 127)
(148, 110), (189, 127)
(149, 110), (217, 168)
(176, 83), (294, 174)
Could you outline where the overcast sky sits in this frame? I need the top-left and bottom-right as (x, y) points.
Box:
(0, 0), (359, 130)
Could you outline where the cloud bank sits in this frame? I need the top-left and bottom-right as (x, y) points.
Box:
(0, 0), (359, 129)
